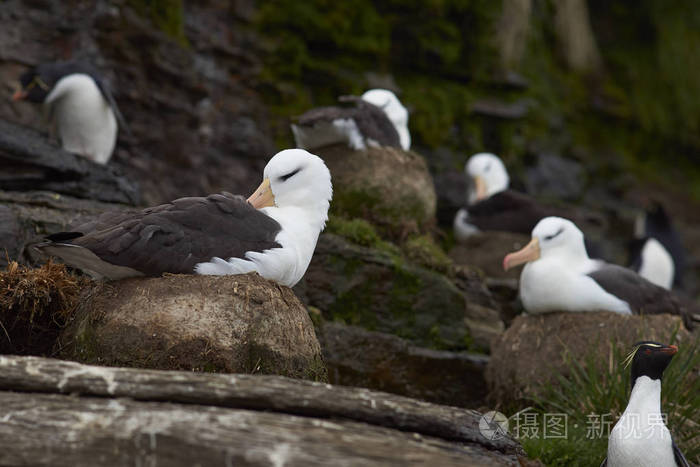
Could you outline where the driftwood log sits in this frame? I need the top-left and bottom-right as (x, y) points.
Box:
(0, 355), (525, 466)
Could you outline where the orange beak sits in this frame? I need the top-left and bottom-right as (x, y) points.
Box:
(12, 89), (27, 101)
(661, 345), (678, 355)
(503, 237), (540, 271)
(474, 176), (488, 201)
(247, 178), (275, 209)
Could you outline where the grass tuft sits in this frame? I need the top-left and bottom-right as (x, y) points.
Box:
(0, 261), (87, 355)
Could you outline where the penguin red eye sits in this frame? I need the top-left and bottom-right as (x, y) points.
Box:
(645, 349), (652, 354)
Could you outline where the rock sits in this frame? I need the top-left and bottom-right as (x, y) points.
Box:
(300, 233), (503, 352)
(0, 355), (527, 466)
(486, 312), (694, 405)
(0, 190), (131, 268)
(450, 231), (531, 280)
(0, 118), (140, 205)
(59, 273), (326, 381)
(470, 99), (531, 119)
(315, 145), (437, 240)
(319, 321), (490, 408)
(524, 152), (585, 201)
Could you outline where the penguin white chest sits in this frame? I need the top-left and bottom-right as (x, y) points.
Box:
(607, 377), (676, 467)
(45, 74), (118, 164)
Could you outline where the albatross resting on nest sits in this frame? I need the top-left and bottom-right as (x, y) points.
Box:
(503, 217), (695, 329)
(36, 149), (332, 287)
(291, 88), (410, 152)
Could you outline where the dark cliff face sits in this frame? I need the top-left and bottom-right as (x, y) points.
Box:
(0, 0), (274, 205)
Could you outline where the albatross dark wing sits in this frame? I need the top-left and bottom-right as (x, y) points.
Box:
(295, 99), (401, 149)
(338, 96), (401, 148)
(587, 264), (694, 328)
(48, 192), (281, 276)
(465, 190), (552, 234)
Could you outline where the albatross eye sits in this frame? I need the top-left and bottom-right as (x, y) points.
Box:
(278, 167), (301, 182)
(544, 228), (564, 241)
(484, 163), (491, 172)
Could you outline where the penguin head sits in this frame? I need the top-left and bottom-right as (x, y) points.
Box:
(13, 61), (101, 103)
(626, 341), (677, 385)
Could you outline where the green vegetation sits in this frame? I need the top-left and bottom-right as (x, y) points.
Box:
(516, 336), (699, 466)
(402, 234), (453, 273)
(255, 1), (700, 198)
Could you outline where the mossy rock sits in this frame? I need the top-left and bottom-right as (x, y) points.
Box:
(300, 233), (502, 352)
(316, 145), (437, 241)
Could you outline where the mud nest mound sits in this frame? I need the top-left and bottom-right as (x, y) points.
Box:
(0, 261), (87, 355)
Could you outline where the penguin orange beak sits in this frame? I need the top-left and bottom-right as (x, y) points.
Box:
(247, 178), (275, 209)
(474, 176), (488, 201)
(503, 237), (540, 271)
(661, 345), (678, 355)
(12, 89), (27, 101)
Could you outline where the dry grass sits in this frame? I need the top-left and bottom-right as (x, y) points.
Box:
(0, 261), (87, 355)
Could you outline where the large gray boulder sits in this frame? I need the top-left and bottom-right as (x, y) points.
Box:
(59, 273), (326, 381)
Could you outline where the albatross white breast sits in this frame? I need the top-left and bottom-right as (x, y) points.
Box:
(291, 88), (410, 152)
(36, 149), (332, 287)
(502, 217), (692, 327)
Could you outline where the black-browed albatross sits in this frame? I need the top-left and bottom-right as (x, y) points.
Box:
(13, 60), (126, 165)
(503, 217), (694, 329)
(601, 341), (690, 467)
(291, 88), (410, 152)
(36, 149), (333, 287)
(453, 153), (600, 242)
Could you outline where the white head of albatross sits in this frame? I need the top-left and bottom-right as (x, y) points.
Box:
(502, 217), (631, 315)
(466, 153), (509, 204)
(361, 89), (411, 150)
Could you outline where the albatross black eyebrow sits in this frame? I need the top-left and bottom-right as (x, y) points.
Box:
(279, 167), (301, 182)
(544, 227), (564, 241)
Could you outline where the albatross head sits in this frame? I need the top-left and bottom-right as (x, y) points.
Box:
(503, 217), (587, 270)
(466, 153), (509, 204)
(247, 149), (333, 226)
(361, 89), (411, 150)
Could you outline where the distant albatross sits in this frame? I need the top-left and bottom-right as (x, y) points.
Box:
(453, 153), (555, 240)
(291, 89), (410, 152)
(36, 149), (332, 287)
(503, 217), (694, 328)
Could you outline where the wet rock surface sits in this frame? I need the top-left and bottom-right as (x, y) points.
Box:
(0, 118), (139, 204)
(318, 321), (490, 408)
(486, 312), (694, 405)
(299, 233), (503, 352)
(0, 355), (526, 466)
(60, 273), (327, 381)
(0, 190), (132, 268)
(316, 145), (437, 240)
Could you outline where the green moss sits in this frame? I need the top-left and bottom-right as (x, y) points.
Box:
(128, 0), (189, 46)
(402, 235), (453, 273)
(326, 216), (382, 247)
